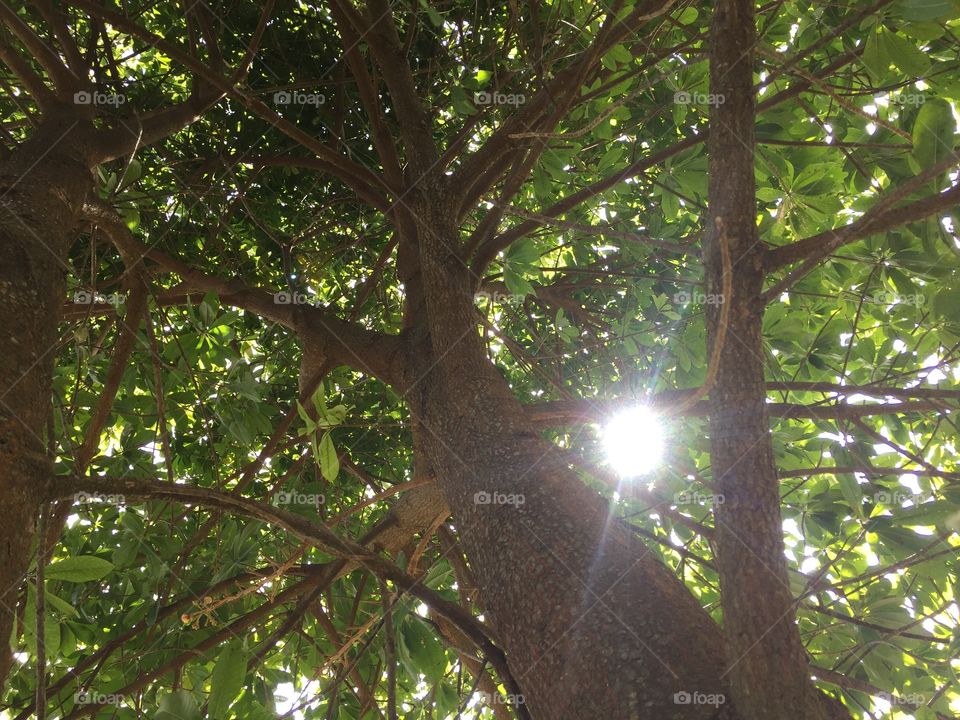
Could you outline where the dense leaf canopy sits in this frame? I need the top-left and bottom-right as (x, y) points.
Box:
(0, 0), (959, 718)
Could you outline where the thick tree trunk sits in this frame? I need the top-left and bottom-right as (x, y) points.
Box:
(703, 3), (849, 719)
(404, 181), (738, 719)
(0, 122), (93, 685)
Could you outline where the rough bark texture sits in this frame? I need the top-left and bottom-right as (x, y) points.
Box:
(0, 120), (94, 685)
(402, 178), (740, 720)
(703, 3), (849, 720)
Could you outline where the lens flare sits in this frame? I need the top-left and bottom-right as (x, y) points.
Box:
(602, 406), (664, 477)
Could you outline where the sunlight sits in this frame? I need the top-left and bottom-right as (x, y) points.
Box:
(602, 406), (664, 477)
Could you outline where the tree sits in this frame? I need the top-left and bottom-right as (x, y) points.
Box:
(0, 0), (958, 719)
(0, 0), (224, 691)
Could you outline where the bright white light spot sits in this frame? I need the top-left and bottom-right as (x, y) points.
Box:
(602, 406), (664, 477)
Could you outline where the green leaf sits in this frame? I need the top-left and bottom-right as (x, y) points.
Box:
(46, 556), (113, 582)
(862, 28), (890, 81)
(912, 98), (956, 172)
(157, 690), (201, 720)
(895, 0), (960, 21)
(43, 590), (78, 618)
(417, 0), (443, 27)
(118, 159), (142, 192)
(296, 400), (317, 434)
(602, 44), (632, 68)
(503, 266), (535, 298)
(837, 473), (865, 519)
(399, 618), (447, 681)
(208, 640), (247, 718)
(22, 587), (60, 658)
(505, 239), (540, 266)
(886, 33), (931, 76)
(933, 287), (960, 320)
(318, 431), (339, 482)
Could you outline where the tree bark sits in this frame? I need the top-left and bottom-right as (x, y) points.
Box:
(403, 179), (738, 719)
(0, 120), (94, 686)
(703, 3), (850, 719)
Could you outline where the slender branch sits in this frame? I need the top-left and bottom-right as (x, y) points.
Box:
(0, 29), (56, 107)
(232, 0), (274, 83)
(0, 1), (76, 92)
(45, 475), (529, 720)
(68, 0), (391, 201)
(243, 155), (390, 212)
(30, 0), (86, 76)
(452, 0), (678, 198)
(768, 381), (960, 400)
(764, 152), (960, 275)
(470, 50), (860, 275)
(526, 398), (947, 424)
(808, 604), (950, 643)
(358, 0), (437, 172)
(329, 0), (404, 190)
(485, 201), (694, 254)
(83, 200), (405, 386)
(779, 466), (960, 480)
(665, 217), (732, 416)
(381, 580), (397, 720)
(72, 282), (148, 474)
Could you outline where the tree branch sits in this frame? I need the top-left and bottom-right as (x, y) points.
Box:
(526, 398), (948, 424)
(764, 153), (960, 276)
(0, 1), (76, 93)
(358, 0), (437, 172)
(470, 49), (860, 275)
(45, 475), (529, 720)
(68, 0), (391, 201)
(83, 200), (406, 386)
(778, 466), (960, 480)
(0, 28), (56, 107)
(452, 0), (678, 200)
(329, 0), (404, 190)
(30, 0), (86, 76)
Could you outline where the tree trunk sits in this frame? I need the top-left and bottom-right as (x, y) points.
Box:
(0, 121), (93, 685)
(404, 181), (738, 719)
(703, 3), (849, 719)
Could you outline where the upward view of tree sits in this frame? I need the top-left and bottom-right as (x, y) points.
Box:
(0, 0), (958, 718)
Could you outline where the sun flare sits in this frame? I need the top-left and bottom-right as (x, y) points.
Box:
(602, 406), (664, 477)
